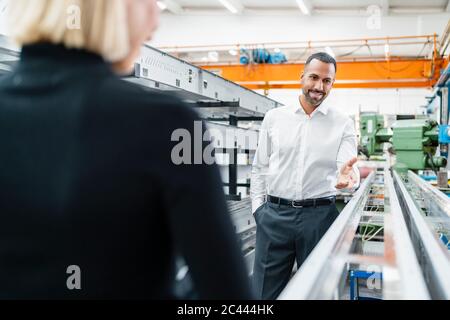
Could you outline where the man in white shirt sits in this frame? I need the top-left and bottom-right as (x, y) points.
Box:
(250, 52), (360, 300)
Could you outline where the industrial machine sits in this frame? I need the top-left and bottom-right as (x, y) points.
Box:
(359, 113), (392, 158)
(239, 48), (287, 65)
(437, 83), (450, 158)
(359, 113), (447, 172)
(392, 119), (447, 172)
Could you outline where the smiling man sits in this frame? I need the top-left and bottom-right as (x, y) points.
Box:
(250, 52), (360, 300)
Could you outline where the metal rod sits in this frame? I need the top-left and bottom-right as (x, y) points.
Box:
(383, 170), (430, 299)
(393, 170), (450, 299)
(158, 35), (436, 51)
(228, 116), (238, 196)
(279, 171), (375, 300)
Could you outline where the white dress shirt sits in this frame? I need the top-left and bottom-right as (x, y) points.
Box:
(250, 98), (360, 213)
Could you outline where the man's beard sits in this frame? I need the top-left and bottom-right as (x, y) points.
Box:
(303, 89), (327, 106)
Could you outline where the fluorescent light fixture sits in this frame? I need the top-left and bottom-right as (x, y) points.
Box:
(325, 46), (335, 58)
(228, 49), (238, 56)
(296, 0), (310, 15)
(218, 0), (238, 14)
(157, 1), (167, 11)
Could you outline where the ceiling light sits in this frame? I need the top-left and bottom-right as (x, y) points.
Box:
(296, 0), (310, 15)
(157, 1), (167, 11)
(218, 0), (238, 14)
(325, 46), (335, 58)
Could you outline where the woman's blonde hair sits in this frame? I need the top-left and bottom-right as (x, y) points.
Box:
(8, 0), (130, 62)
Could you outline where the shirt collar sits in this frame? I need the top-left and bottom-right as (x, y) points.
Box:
(293, 96), (330, 116)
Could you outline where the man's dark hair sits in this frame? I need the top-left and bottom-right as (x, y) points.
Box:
(305, 52), (337, 73)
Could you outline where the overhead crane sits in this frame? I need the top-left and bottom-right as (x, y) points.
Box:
(188, 34), (449, 90)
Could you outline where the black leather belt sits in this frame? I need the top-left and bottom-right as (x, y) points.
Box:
(267, 195), (336, 208)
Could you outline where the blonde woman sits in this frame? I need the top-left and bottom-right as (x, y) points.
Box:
(0, 0), (252, 299)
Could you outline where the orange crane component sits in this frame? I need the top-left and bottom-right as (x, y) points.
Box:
(201, 58), (447, 90)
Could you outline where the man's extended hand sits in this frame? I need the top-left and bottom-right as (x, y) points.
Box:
(335, 157), (358, 190)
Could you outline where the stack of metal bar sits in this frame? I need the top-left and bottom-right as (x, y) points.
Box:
(227, 198), (256, 275)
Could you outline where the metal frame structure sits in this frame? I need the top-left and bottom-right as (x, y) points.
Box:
(279, 165), (450, 300)
(0, 35), (18, 74)
(129, 44), (282, 198)
(130, 44), (281, 117)
(207, 119), (259, 197)
(161, 35), (440, 62)
(0, 34), (282, 199)
(227, 198), (256, 274)
(279, 166), (430, 300)
(394, 170), (450, 299)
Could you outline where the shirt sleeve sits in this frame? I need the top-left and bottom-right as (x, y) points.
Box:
(162, 103), (253, 300)
(336, 118), (360, 192)
(250, 112), (272, 214)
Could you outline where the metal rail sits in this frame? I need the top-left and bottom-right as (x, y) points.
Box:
(393, 170), (450, 299)
(279, 167), (430, 300)
(383, 170), (429, 299)
(0, 34), (282, 117)
(279, 171), (376, 299)
(228, 198), (256, 274)
(0, 33), (274, 199)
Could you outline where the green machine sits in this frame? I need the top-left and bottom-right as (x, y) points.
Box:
(359, 113), (392, 157)
(392, 119), (447, 172)
(359, 114), (447, 172)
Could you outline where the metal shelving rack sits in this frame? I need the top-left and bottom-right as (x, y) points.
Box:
(0, 34), (282, 201)
(130, 44), (282, 200)
(0, 35), (18, 74)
